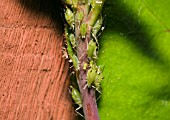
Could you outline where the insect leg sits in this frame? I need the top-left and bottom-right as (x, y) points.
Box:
(92, 85), (102, 94)
(75, 109), (84, 118)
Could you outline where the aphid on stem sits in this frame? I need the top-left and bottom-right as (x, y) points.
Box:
(83, 62), (88, 70)
(93, 66), (104, 93)
(92, 15), (103, 46)
(80, 23), (87, 39)
(65, 7), (75, 29)
(86, 62), (97, 88)
(69, 86), (84, 117)
(87, 40), (97, 60)
(63, 0), (106, 119)
(76, 10), (84, 23)
(84, 61), (104, 93)
(64, 0), (78, 9)
(65, 26), (80, 71)
(69, 33), (76, 49)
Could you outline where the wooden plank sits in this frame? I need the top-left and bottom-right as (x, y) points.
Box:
(0, 0), (77, 119)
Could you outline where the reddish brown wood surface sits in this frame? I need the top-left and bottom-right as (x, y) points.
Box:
(0, 0), (77, 119)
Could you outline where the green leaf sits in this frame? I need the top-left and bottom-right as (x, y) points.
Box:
(98, 0), (170, 120)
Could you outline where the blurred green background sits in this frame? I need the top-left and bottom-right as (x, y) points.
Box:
(97, 0), (170, 120)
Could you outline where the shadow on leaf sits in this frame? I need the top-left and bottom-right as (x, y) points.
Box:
(102, 0), (170, 103)
(102, 0), (167, 66)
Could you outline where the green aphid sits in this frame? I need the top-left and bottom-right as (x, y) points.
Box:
(94, 66), (104, 93)
(65, 0), (72, 5)
(70, 86), (82, 111)
(89, 0), (95, 7)
(89, 0), (105, 27)
(65, 27), (74, 57)
(65, 26), (79, 71)
(83, 63), (88, 70)
(94, 74), (103, 93)
(80, 23), (87, 38)
(65, 7), (75, 29)
(69, 33), (76, 48)
(87, 62), (97, 87)
(76, 11), (84, 23)
(87, 40), (97, 59)
(92, 16), (103, 40)
(71, 55), (80, 71)
(72, 0), (78, 8)
(65, 0), (78, 8)
(89, 60), (94, 67)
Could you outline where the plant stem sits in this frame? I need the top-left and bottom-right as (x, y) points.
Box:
(63, 0), (105, 119)
(77, 32), (100, 120)
(76, 13), (100, 120)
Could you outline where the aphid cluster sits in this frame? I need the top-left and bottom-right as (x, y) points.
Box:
(62, 0), (105, 116)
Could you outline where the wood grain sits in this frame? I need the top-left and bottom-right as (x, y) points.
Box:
(0, 0), (77, 119)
